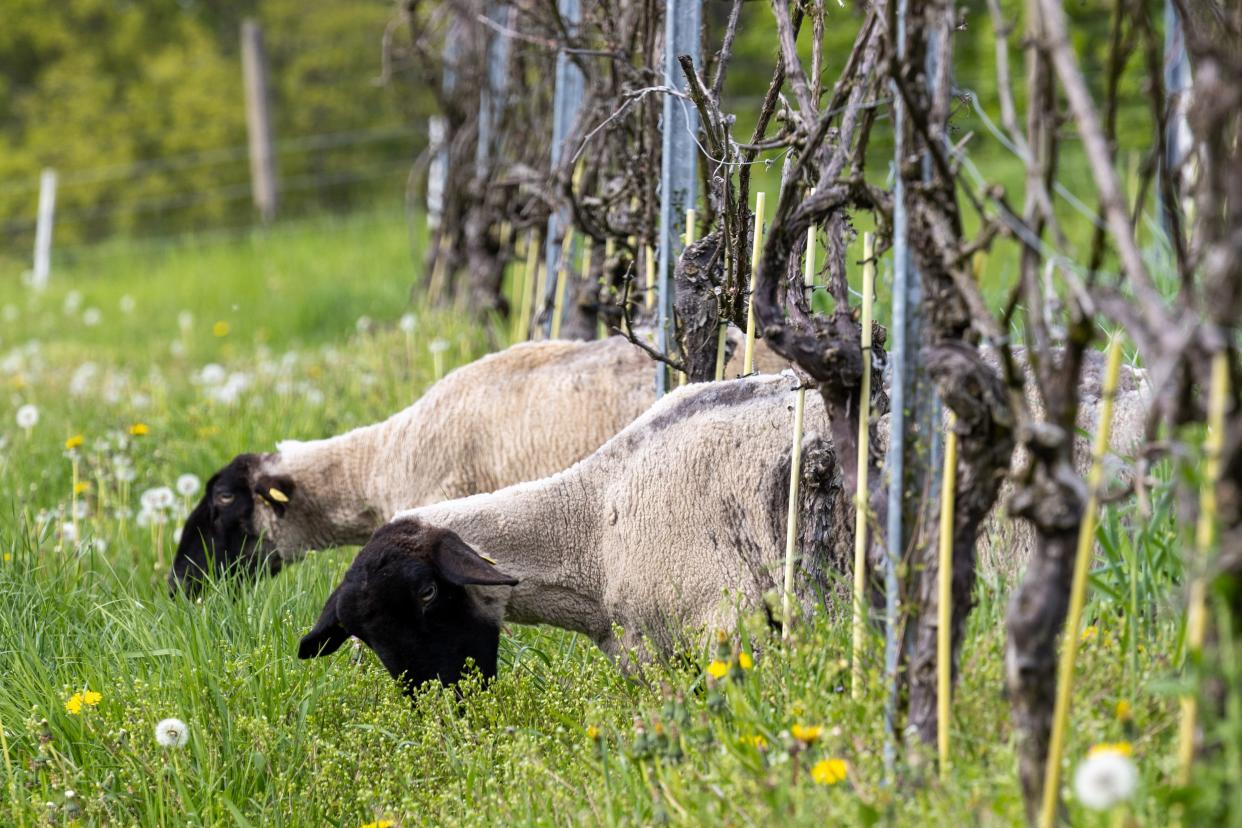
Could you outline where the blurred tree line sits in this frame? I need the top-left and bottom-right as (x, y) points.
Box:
(0, 0), (425, 247)
(0, 0), (1155, 250)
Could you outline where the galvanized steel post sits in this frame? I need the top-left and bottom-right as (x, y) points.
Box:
(542, 0), (584, 338)
(654, 0), (701, 395)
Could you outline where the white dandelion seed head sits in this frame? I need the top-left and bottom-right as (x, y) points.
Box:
(428, 338), (449, 354)
(15, 404), (38, 429)
(144, 486), (175, 511)
(64, 789), (75, 799)
(63, 291), (83, 315)
(69, 362), (98, 397)
(169, 340), (187, 358)
(1073, 749), (1138, 811)
(197, 363), (226, 386)
(82, 308), (102, 327)
(177, 311), (194, 332)
(119, 295), (135, 314)
(355, 315), (373, 334)
(154, 717), (189, 748)
(398, 312), (417, 333)
(176, 474), (201, 498)
(60, 522), (78, 544)
(172, 527), (183, 544)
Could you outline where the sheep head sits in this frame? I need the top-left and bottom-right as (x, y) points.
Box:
(298, 519), (518, 693)
(168, 453), (296, 595)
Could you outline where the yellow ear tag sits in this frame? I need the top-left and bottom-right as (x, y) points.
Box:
(268, 488), (289, 503)
(479, 553), (498, 565)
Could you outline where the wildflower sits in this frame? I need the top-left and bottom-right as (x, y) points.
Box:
(1073, 745), (1138, 811)
(811, 757), (849, 785)
(706, 660), (729, 680)
(64, 435), (84, 450)
(140, 487), (175, 512)
(738, 651), (754, 670)
(1089, 741), (1133, 758)
(154, 718), (189, 748)
(119, 295), (135, 314)
(64, 690), (101, 715)
(1115, 699), (1132, 722)
(83, 308), (102, 327)
(178, 311), (194, 332)
(212, 321), (230, 337)
(61, 523), (78, 545)
(399, 312), (417, 333)
(16, 404), (38, 430)
(73, 481), (90, 495)
(428, 338), (449, 354)
(176, 474), (202, 497)
(3, 554), (10, 562)
(744, 734), (768, 750)
(791, 724), (822, 744)
(129, 423), (149, 436)
(356, 316), (374, 334)
(361, 821), (395, 828)
(1080, 625), (1098, 644)
(64, 291), (83, 314)
(586, 725), (600, 741)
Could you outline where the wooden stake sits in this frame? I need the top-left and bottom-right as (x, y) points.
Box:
(851, 232), (876, 700)
(603, 237), (617, 338)
(743, 192), (766, 375)
(549, 226), (575, 340)
(644, 244), (657, 311)
(1039, 336), (1125, 828)
(782, 384), (807, 639)
(516, 230), (539, 342)
(937, 410), (959, 779)
(530, 260), (548, 341)
(1176, 351), (1230, 785)
(241, 19), (278, 224)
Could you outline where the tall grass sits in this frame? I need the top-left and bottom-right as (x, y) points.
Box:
(0, 209), (1226, 825)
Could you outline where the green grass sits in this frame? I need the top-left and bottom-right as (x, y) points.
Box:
(0, 207), (1226, 826)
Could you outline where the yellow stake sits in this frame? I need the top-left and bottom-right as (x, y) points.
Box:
(1039, 336), (1125, 828)
(782, 383), (807, 639)
(938, 410), (959, 779)
(1176, 351), (1230, 786)
(804, 190), (817, 289)
(603, 237), (617, 338)
(685, 209), (697, 247)
(644, 244), (657, 311)
(743, 192), (767, 375)
(851, 232), (876, 700)
(550, 227), (577, 340)
(516, 230), (540, 342)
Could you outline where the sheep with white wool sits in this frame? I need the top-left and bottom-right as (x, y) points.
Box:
(299, 357), (1150, 691)
(170, 333), (787, 593)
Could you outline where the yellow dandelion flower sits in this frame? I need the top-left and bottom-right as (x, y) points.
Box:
(706, 660), (729, 680)
(361, 821), (394, 828)
(64, 693), (84, 715)
(82, 690), (101, 707)
(129, 423), (150, 436)
(738, 651), (754, 670)
(212, 321), (230, 337)
(791, 724), (822, 744)
(73, 481), (90, 495)
(1080, 625), (1098, 643)
(1115, 699), (1132, 722)
(586, 725), (600, 741)
(64, 435), (84, 450)
(2, 553), (10, 563)
(744, 734), (768, 750)
(811, 757), (849, 785)
(1089, 741), (1132, 758)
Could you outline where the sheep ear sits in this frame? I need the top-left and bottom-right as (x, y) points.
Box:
(433, 532), (518, 587)
(298, 587), (350, 659)
(254, 474), (296, 517)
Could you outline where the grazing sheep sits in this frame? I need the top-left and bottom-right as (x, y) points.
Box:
(170, 333), (789, 593)
(300, 359), (1151, 690)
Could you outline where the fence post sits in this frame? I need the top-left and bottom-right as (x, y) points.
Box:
(654, 0), (702, 396)
(241, 19), (278, 224)
(31, 168), (56, 290)
(1162, 0), (1192, 230)
(542, 0), (584, 338)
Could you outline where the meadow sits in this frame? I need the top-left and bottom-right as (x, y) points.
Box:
(0, 208), (1221, 826)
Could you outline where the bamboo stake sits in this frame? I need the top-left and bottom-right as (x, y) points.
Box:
(603, 237), (616, 338)
(516, 230), (539, 342)
(713, 324), (729, 381)
(549, 226), (575, 340)
(644, 244), (657, 311)
(530, 260), (548, 341)
(851, 232), (876, 700)
(742, 192), (766, 375)
(782, 384), (807, 639)
(937, 410), (959, 779)
(1038, 335), (1125, 828)
(1175, 351), (1230, 786)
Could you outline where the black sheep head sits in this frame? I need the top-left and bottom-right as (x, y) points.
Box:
(298, 519), (518, 693)
(168, 453), (296, 595)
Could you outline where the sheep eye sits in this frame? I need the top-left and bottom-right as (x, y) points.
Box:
(216, 492), (235, 506)
(419, 582), (437, 605)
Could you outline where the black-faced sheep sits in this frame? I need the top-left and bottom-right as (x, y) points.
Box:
(300, 361), (1150, 691)
(170, 334), (789, 593)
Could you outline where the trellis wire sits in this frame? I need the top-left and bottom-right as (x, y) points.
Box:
(654, 0), (701, 396)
